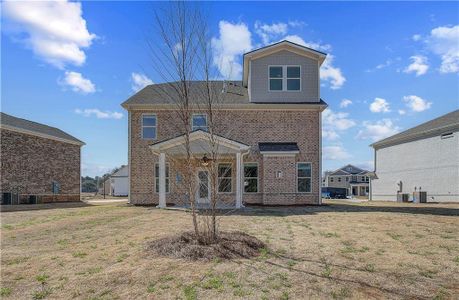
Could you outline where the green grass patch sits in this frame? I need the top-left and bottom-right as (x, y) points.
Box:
(1, 287), (12, 297)
(72, 251), (87, 258)
(183, 284), (197, 300)
(201, 275), (223, 290)
(146, 282), (156, 293)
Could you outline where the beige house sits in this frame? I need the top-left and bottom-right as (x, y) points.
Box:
(0, 112), (84, 204)
(122, 41), (328, 207)
(322, 164), (372, 198)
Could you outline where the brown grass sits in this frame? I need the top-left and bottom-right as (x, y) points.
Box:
(1, 200), (458, 299)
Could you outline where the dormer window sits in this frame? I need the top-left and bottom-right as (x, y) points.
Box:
(269, 66), (301, 92)
(192, 114), (208, 131)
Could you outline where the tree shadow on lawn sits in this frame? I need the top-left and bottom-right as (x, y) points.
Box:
(234, 203), (459, 217)
(0, 201), (92, 213)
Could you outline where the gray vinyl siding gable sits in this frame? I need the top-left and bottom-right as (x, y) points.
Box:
(250, 50), (319, 103)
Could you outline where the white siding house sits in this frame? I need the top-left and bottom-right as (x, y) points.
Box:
(109, 165), (129, 196)
(371, 110), (459, 202)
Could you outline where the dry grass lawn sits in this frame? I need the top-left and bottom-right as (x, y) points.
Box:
(1, 200), (458, 299)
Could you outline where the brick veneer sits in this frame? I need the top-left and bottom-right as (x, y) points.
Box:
(0, 129), (81, 203)
(129, 109), (320, 206)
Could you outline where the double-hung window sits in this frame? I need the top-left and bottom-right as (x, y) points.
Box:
(218, 164), (232, 193)
(297, 163), (312, 193)
(269, 66), (301, 91)
(142, 114), (157, 139)
(192, 114), (208, 131)
(155, 163), (170, 193)
(244, 163), (258, 193)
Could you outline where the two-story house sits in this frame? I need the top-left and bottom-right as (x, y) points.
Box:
(122, 41), (328, 207)
(322, 164), (372, 198)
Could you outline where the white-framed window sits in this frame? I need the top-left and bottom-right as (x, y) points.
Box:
(297, 162), (312, 193)
(269, 65), (301, 91)
(218, 163), (232, 193)
(155, 163), (170, 193)
(330, 177), (334, 183)
(244, 163), (258, 193)
(338, 177), (342, 182)
(142, 114), (157, 140)
(192, 114), (208, 131)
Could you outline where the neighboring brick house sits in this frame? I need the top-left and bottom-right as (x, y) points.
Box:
(122, 41), (328, 207)
(371, 110), (459, 202)
(0, 113), (84, 204)
(322, 164), (372, 198)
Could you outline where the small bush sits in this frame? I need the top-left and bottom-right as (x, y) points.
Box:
(183, 285), (197, 300)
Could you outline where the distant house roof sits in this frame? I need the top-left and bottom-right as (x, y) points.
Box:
(328, 164), (369, 176)
(121, 81), (328, 109)
(0, 112), (84, 146)
(111, 165), (128, 178)
(371, 109), (459, 149)
(259, 142), (299, 153)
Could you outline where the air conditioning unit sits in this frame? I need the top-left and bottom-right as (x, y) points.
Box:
(397, 193), (409, 202)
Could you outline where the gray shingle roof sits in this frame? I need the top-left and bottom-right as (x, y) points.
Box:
(371, 109), (459, 149)
(0, 112), (84, 145)
(121, 81), (327, 107)
(259, 142), (299, 152)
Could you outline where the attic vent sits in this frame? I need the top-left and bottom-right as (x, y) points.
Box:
(441, 132), (454, 139)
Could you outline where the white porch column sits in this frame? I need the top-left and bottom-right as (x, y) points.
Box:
(235, 152), (243, 208)
(158, 152), (166, 208)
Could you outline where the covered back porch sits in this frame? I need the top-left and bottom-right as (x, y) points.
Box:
(149, 130), (250, 209)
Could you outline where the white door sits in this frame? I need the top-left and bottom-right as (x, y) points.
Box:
(196, 170), (211, 204)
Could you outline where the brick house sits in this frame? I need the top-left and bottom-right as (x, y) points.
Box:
(122, 41), (328, 207)
(0, 113), (84, 204)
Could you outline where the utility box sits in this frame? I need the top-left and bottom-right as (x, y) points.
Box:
(397, 193), (409, 202)
(413, 191), (427, 203)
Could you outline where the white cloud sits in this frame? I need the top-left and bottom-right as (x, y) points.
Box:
(211, 21), (252, 79)
(412, 34), (422, 41)
(255, 21), (288, 45)
(322, 109), (356, 141)
(398, 109), (406, 115)
(340, 99), (353, 108)
(356, 119), (400, 141)
(75, 108), (123, 119)
(3, 0), (96, 68)
(369, 97), (391, 113)
(131, 72), (153, 92)
(404, 55), (429, 76)
(323, 145), (351, 160)
(320, 55), (346, 90)
(60, 71), (96, 94)
(426, 25), (459, 73)
(282, 35), (344, 89)
(403, 95), (432, 112)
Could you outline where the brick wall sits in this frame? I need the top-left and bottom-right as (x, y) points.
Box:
(129, 109), (320, 206)
(0, 129), (81, 202)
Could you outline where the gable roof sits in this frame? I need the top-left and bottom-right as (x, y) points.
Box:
(149, 129), (250, 154)
(121, 81), (328, 109)
(111, 165), (128, 177)
(0, 112), (84, 146)
(329, 164), (367, 176)
(371, 109), (459, 149)
(243, 40), (327, 87)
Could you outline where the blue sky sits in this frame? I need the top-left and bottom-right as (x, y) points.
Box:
(2, 1), (458, 176)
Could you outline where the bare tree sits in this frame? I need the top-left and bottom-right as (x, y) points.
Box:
(148, 1), (235, 244)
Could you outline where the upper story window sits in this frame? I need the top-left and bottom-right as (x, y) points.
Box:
(269, 66), (301, 92)
(142, 114), (157, 140)
(192, 114), (208, 131)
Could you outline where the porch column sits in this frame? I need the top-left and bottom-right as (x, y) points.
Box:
(158, 152), (166, 208)
(236, 152), (243, 208)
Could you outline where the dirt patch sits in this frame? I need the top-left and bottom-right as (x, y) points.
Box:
(147, 231), (266, 260)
